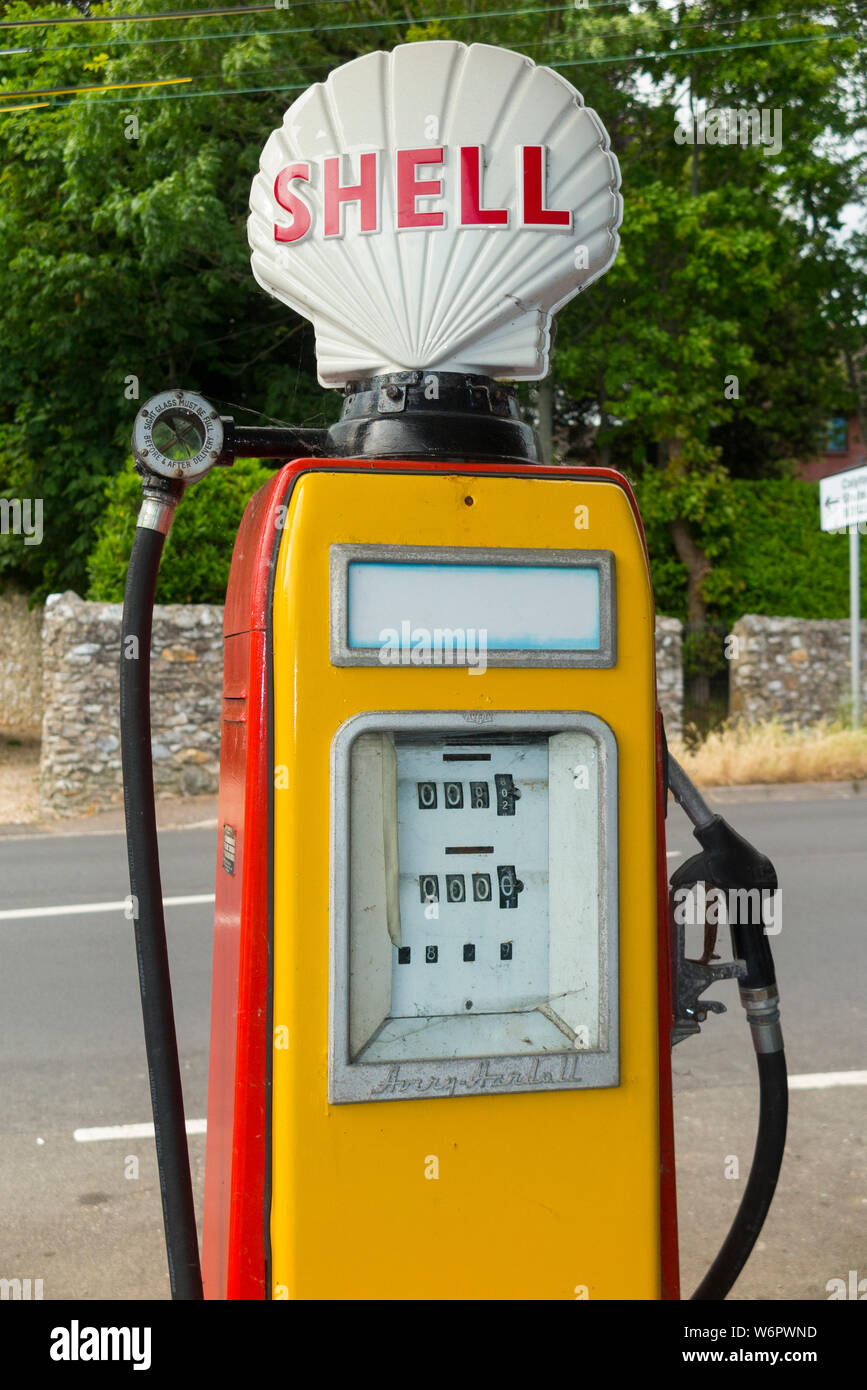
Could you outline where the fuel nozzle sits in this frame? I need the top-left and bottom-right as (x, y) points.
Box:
(671, 812), (782, 1054)
(668, 755), (782, 1056)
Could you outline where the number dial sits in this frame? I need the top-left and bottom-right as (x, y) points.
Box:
(394, 741), (547, 1018)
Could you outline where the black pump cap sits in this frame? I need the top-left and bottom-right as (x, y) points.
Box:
(325, 371), (542, 464)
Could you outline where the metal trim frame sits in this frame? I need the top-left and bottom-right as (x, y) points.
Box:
(329, 710), (619, 1104)
(329, 543), (616, 669)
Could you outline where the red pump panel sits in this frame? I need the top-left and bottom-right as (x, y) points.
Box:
(202, 471), (293, 1301)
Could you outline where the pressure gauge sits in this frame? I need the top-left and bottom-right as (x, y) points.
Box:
(132, 389), (224, 481)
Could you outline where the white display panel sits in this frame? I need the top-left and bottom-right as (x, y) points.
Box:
(330, 712), (619, 1103)
(347, 562), (601, 651)
(330, 545), (616, 670)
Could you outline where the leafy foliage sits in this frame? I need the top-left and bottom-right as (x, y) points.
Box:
(634, 465), (742, 617)
(638, 474), (867, 624)
(727, 479), (867, 624)
(87, 456), (275, 604)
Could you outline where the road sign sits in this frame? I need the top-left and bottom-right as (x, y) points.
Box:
(820, 463), (865, 729)
(819, 461), (867, 532)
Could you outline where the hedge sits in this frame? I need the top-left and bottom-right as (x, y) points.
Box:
(87, 457), (275, 605)
(635, 475), (867, 625)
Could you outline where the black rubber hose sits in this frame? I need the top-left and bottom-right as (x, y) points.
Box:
(666, 804), (788, 1301)
(692, 1049), (788, 1300)
(121, 520), (204, 1300)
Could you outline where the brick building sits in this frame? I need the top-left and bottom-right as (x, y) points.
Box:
(800, 413), (867, 483)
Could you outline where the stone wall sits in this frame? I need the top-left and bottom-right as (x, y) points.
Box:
(655, 616), (683, 738)
(31, 600), (867, 813)
(39, 594), (684, 815)
(0, 588), (44, 737)
(41, 591), (223, 816)
(730, 613), (867, 726)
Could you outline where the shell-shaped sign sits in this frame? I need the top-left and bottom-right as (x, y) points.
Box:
(249, 41), (622, 385)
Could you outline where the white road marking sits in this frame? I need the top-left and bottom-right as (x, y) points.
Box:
(69, 1074), (867, 1143)
(74, 1119), (207, 1143)
(788, 1070), (867, 1090)
(0, 820), (217, 843)
(0, 893), (215, 921)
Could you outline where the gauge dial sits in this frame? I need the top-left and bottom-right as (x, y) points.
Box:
(132, 390), (223, 481)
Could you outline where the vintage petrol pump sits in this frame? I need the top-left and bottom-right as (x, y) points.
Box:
(121, 41), (787, 1301)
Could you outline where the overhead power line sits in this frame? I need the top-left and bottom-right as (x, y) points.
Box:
(0, 0), (716, 34)
(0, 15), (849, 105)
(0, 74), (191, 99)
(0, 0), (632, 32)
(580, 23), (860, 66)
(0, 4), (277, 29)
(0, 19), (860, 113)
(0, 3), (574, 56)
(3, 1), (857, 60)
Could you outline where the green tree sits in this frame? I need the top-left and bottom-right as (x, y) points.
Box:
(549, 0), (866, 622)
(0, 0), (410, 597)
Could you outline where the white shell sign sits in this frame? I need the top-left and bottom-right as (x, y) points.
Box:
(248, 41), (622, 386)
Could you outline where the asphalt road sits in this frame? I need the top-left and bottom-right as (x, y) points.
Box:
(0, 791), (864, 1300)
(0, 828), (214, 1300)
(666, 792), (867, 1301)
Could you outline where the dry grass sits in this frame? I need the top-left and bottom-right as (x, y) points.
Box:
(0, 723), (864, 825)
(0, 736), (41, 824)
(670, 719), (867, 787)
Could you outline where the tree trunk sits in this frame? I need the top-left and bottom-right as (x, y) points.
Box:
(669, 518), (711, 625)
